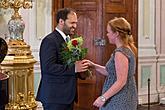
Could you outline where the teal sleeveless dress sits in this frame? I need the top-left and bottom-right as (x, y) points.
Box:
(100, 47), (138, 110)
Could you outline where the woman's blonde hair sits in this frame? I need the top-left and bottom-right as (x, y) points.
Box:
(108, 17), (137, 57)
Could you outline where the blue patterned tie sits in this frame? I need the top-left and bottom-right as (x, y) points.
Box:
(66, 36), (70, 42)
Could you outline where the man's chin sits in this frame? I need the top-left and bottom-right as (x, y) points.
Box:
(70, 32), (75, 35)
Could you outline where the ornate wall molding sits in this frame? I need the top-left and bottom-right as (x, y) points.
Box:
(138, 0), (156, 55)
(138, 0), (165, 104)
(138, 55), (158, 104)
(156, 0), (165, 104)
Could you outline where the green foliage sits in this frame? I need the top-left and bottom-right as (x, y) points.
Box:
(60, 35), (88, 67)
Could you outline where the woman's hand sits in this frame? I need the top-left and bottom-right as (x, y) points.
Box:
(93, 96), (106, 108)
(83, 59), (95, 68)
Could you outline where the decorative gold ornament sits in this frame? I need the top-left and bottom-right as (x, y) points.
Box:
(0, 0), (32, 19)
(0, 0), (37, 110)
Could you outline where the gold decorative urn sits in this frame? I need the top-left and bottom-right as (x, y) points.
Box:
(0, 0), (37, 109)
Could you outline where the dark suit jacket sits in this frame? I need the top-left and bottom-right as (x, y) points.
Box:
(36, 30), (77, 104)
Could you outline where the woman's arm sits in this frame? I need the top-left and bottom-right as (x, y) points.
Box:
(87, 60), (108, 76)
(102, 51), (128, 100)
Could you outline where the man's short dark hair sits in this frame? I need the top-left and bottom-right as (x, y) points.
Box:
(56, 8), (76, 23)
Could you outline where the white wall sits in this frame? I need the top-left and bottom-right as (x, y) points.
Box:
(21, 0), (52, 95)
(138, 0), (165, 104)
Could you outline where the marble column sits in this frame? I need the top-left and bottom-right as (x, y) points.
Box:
(138, 0), (158, 104)
(138, 0), (165, 104)
(156, 0), (165, 104)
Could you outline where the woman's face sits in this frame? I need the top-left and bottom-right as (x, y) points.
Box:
(106, 25), (117, 44)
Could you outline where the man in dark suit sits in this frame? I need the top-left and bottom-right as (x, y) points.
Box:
(36, 8), (89, 110)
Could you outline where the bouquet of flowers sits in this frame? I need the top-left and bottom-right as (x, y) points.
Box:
(60, 34), (92, 78)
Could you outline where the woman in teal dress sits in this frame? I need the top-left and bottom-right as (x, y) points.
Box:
(86, 17), (138, 110)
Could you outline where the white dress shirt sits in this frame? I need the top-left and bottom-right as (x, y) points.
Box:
(55, 27), (70, 42)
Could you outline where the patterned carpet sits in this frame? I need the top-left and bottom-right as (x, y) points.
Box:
(138, 104), (165, 110)
(74, 104), (165, 110)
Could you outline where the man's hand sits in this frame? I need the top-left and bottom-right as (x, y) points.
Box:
(75, 60), (89, 72)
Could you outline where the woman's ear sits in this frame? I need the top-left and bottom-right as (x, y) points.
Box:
(115, 31), (119, 37)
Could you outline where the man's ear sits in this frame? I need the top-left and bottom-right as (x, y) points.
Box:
(59, 19), (64, 25)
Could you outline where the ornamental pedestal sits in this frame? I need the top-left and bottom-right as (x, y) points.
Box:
(1, 39), (37, 110)
(0, 0), (36, 109)
(0, 73), (9, 110)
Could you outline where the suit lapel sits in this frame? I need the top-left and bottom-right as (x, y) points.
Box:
(53, 30), (66, 44)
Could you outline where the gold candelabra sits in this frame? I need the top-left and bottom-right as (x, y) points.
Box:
(0, 0), (37, 110)
(0, 0), (32, 19)
(0, 0), (33, 40)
